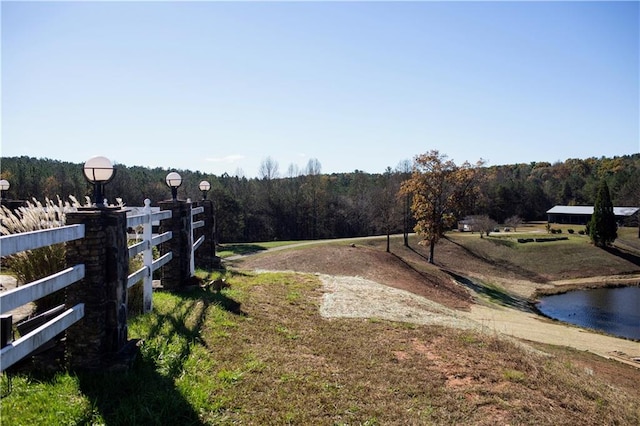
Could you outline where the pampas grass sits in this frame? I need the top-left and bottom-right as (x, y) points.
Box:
(1, 195), (130, 313)
(0, 196), (84, 313)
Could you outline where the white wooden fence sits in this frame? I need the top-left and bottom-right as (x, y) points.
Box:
(0, 225), (86, 371)
(191, 205), (205, 276)
(0, 199), (208, 372)
(125, 199), (173, 313)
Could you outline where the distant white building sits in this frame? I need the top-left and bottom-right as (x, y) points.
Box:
(546, 205), (639, 225)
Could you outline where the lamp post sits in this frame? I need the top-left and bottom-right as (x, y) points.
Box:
(166, 172), (182, 201)
(83, 156), (115, 208)
(0, 179), (9, 201)
(197, 180), (217, 264)
(198, 180), (210, 200)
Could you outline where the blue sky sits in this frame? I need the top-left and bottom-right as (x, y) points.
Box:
(2, 1), (639, 178)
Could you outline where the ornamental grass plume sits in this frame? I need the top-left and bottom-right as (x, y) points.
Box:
(0, 196), (84, 313)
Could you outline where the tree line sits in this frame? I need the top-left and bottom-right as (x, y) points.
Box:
(1, 153), (639, 243)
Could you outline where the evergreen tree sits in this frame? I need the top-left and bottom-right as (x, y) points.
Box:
(589, 180), (617, 247)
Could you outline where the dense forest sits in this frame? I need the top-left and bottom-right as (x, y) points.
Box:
(1, 154), (639, 243)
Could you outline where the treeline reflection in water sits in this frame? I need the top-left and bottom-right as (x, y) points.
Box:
(536, 286), (640, 340)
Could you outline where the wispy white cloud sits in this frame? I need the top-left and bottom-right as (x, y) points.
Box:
(205, 155), (245, 164)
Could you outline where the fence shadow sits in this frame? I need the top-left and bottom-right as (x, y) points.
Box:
(181, 284), (247, 317)
(77, 358), (205, 425)
(77, 285), (245, 424)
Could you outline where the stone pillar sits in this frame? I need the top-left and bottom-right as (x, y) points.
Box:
(159, 200), (193, 289)
(64, 208), (130, 370)
(194, 200), (221, 270)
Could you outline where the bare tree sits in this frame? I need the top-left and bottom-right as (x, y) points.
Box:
(375, 167), (401, 252)
(305, 158), (322, 176)
(504, 215), (523, 231)
(304, 158), (322, 239)
(259, 156), (280, 181)
(286, 163), (301, 179)
(470, 215), (498, 238)
(396, 159), (413, 247)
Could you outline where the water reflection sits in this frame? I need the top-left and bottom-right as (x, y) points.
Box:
(536, 286), (640, 340)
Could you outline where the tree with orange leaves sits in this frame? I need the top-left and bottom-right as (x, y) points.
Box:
(400, 150), (485, 264)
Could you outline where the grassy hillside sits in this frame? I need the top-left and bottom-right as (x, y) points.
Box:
(3, 269), (639, 425)
(2, 228), (639, 425)
(444, 225), (639, 280)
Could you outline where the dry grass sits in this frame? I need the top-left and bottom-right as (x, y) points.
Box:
(3, 267), (639, 424)
(3, 224), (639, 424)
(195, 271), (639, 424)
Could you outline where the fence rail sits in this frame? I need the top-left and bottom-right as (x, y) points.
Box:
(0, 265), (85, 315)
(0, 304), (84, 371)
(0, 224), (85, 257)
(190, 205), (205, 275)
(126, 200), (173, 312)
(0, 224), (86, 372)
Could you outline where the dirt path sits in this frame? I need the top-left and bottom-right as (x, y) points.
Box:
(316, 272), (640, 368)
(466, 303), (640, 367)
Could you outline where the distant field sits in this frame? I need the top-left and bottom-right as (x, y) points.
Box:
(442, 225), (640, 281)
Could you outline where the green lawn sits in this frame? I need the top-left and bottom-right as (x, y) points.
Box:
(216, 240), (313, 258)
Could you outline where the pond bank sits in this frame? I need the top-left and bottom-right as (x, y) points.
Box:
(532, 275), (640, 299)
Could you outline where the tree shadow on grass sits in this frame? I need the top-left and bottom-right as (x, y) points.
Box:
(604, 245), (640, 268)
(217, 243), (267, 256)
(78, 285), (246, 425)
(443, 270), (534, 313)
(406, 245), (431, 263)
(443, 236), (548, 284)
(389, 251), (473, 303)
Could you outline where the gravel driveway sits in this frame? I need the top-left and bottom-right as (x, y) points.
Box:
(318, 273), (640, 368)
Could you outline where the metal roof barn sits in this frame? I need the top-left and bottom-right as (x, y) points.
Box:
(546, 206), (640, 225)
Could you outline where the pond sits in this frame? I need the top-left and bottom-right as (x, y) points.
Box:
(536, 286), (640, 340)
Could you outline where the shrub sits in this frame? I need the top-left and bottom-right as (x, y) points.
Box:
(568, 229), (574, 234)
(578, 230), (586, 235)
